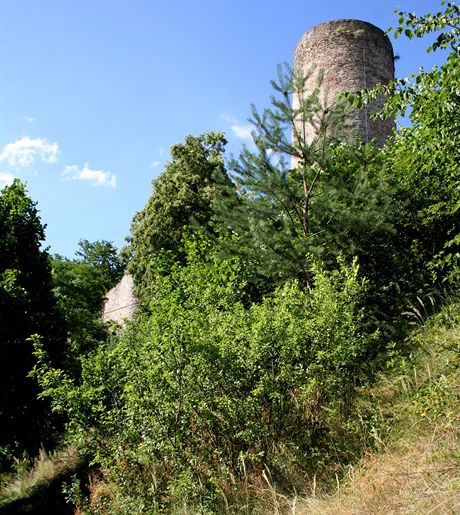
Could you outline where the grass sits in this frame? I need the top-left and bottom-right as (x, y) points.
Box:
(243, 299), (460, 514)
(294, 421), (460, 513)
(0, 446), (83, 514)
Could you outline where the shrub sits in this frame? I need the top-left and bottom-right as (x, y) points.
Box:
(33, 236), (379, 511)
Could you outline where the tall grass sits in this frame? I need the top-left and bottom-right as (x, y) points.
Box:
(272, 299), (460, 514)
(0, 446), (82, 513)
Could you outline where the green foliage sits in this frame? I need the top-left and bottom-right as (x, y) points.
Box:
(0, 180), (62, 463)
(386, 3), (460, 283)
(345, 2), (460, 288)
(51, 240), (126, 373)
(126, 131), (230, 301)
(393, 2), (460, 54)
(75, 239), (126, 288)
(214, 66), (398, 291)
(33, 234), (378, 511)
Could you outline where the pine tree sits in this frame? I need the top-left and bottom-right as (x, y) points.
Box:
(213, 65), (396, 287)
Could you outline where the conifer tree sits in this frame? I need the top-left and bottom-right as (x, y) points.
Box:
(213, 65), (396, 287)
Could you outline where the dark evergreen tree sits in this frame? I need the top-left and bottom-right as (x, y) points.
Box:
(213, 65), (398, 288)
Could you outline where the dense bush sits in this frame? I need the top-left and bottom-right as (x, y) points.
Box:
(33, 235), (378, 511)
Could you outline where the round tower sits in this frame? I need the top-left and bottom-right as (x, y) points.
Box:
(294, 19), (395, 147)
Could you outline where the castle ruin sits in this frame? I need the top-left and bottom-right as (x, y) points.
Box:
(294, 19), (395, 146)
(102, 19), (395, 326)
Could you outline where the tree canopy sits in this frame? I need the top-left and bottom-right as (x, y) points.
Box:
(0, 180), (61, 461)
(126, 131), (230, 300)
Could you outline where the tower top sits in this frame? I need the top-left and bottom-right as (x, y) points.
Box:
(294, 18), (395, 146)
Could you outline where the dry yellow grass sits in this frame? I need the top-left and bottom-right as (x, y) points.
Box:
(0, 446), (81, 506)
(292, 425), (460, 514)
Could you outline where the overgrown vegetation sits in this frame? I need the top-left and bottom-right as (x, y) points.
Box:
(1, 1), (460, 512)
(51, 239), (126, 375)
(125, 131), (230, 302)
(237, 298), (460, 513)
(0, 180), (63, 464)
(32, 236), (381, 511)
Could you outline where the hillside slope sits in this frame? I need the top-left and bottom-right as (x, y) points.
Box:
(290, 300), (460, 514)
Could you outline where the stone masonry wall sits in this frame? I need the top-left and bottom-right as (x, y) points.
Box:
(294, 19), (395, 147)
(102, 274), (137, 326)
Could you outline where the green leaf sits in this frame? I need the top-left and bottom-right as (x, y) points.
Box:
(405, 28), (414, 39)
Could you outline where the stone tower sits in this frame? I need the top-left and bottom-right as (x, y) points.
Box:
(293, 19), (395, 147)
(102, 20), (396, 328)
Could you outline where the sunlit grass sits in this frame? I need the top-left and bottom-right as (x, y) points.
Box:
(0, 446), (81, 509)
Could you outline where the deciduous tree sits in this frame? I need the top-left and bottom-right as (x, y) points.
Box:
(52, 240), (126, 372)
(126, 131), (230, 300)
(0, 180), (61, 462)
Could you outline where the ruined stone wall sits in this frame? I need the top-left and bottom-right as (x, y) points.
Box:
(102, 274), (137, 326)
(293, 19), (395, 147)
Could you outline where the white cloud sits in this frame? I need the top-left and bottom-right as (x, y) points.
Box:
(0, 136), (59, 168)
(222, 114), (253, 141)
(0, 172), (15, 188)
(21, 116), (35, 124)
(231, 123), (253, 140)
(62, 163), (117, 188)
(149, 160), (162, 168)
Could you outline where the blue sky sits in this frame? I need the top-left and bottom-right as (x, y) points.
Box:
(0, 0), (448, 258)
